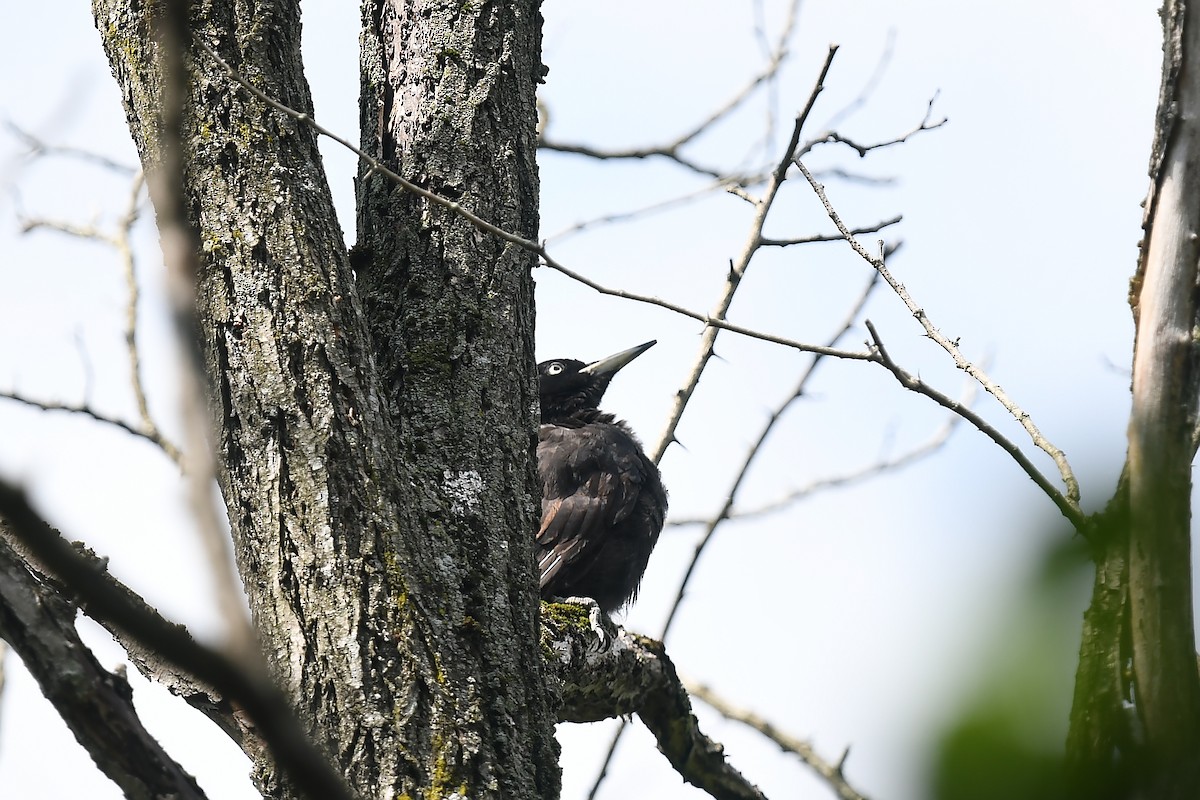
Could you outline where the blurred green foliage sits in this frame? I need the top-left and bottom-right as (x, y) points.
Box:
(929, 530), (1093, 800)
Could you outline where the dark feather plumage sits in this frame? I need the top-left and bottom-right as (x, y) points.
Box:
(536, 342), (667, 612)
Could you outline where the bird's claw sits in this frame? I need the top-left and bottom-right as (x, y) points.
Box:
(560, 595), (615, 653)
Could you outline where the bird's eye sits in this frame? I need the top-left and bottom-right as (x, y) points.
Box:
(546, 362), (564, 375)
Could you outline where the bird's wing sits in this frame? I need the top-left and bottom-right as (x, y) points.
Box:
(536, 424), (648, 588)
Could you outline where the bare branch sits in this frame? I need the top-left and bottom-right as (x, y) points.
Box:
(649, 45), (841, 465)
(591, 242), (871, 800)
(542, 604), (767, 800)
(814, 93), (946, 158)
(668, 410), (962, 526)
(543, 257), (872, 361)
(196, 41), (877, 373)
(16, 163), (190, 473)
(0, 482), (358, 800)
(661, 270), (878, 641)
(796, 160), (1082, 511)
(3, 530), (253, 750)
(0, 391), (180, 460)
(865, 321), (1085, 530)
(686, 680), (870, 800)
(540, 0), (801, 185)
(538, 139), (727, 182)
(112, 171), (172, 462)
(759, 214), (901, 247)
(21, 214), (120, 243)
(15, 173), (183, 466)
(544, 178), (733, 244)
(3, 119), (138, 176)
(0, 532), (209, 800)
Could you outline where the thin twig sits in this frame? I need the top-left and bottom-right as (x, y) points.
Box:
(649, 44), (840, 464)
(544, 179), (733, 244)
(21, 217), (110, 240)
(538, 140), (726, 181)
(588, 49), (843, 800)
(759, 214), (901, 247)
(542, 0), (801, 186)
(796, 160), (1082, 510)
(865, 321), (1085, 529)
(17, 175), (183, 467)
(3, 120), (138, 175)
(815, 93), (946, 158)
(113, 171), (178, 464)
(667, 410), (962, 526)
(545, 258), (871, 361)
(686, 679), (870, 800)
(660, 270), (878, 642)
(0, 392), (178, 456)
(197, 41), (876, 369)
(795, 92), (944, 164)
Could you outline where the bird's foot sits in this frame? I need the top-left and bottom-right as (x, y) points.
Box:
(558, 596), (615, 653)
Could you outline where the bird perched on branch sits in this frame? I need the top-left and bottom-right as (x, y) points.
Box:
(536, 341), (668, 613)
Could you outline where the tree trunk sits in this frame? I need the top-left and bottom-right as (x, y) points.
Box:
(92, 0), (558, 797)
(1065, 491), (1132, 799)
(1127, 2), (1200, 795)
(1068, 2), (1200, 796)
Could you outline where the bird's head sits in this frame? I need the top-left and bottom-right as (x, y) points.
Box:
(538, 340), (656, 423)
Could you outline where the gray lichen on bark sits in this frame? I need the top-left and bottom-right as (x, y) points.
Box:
(93, 0), (558, 797)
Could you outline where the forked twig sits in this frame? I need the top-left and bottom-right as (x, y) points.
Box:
(198, 40), (870, 365)
(649, 44), (841, 464)
(796, 160), (1082, 516)
(589, 45), (860, 800)
(17, 170), (183, 466)
(865, 321), (1084, 529)
(542, 0), (802, 186)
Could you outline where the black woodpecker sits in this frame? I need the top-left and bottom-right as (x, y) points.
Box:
(536, 340), (668, 613)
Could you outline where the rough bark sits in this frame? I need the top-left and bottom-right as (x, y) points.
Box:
(542, 604), (766, 800)
(1068, 2), (1200, 796)
(1127, 0), (1200, 795)
(93, 0), (557, 798)
(355, 1), (558, 796)
(1065, 490), (1133, 798)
